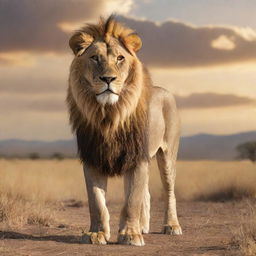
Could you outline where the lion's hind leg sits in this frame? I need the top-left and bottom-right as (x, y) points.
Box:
(156, 148), (182, 235)
(140, 182), (150, 234)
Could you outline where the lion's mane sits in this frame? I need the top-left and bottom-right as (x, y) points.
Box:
(67, 16), (152, 176)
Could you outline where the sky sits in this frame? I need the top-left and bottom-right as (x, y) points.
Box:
(0, 0), (256, 141)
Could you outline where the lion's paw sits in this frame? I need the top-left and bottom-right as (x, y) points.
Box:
(163, 224), (182, 235)
(141, 226), (149, 234)
(81, 231), (108, 245)
(118, 232), (145, 246)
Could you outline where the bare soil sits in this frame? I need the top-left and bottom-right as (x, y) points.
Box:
(1, 200), (249, 256)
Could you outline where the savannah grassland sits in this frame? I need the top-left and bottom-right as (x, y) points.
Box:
(0, 159), (256, 255)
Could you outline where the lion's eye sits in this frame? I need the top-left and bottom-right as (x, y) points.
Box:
(117, 55), (125, 61)
(90, 55), (99, 62)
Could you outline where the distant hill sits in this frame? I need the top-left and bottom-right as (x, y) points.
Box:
(0, 131), (255, 160)
(0, 139), (77, 158)
(178, 131), (256, 160)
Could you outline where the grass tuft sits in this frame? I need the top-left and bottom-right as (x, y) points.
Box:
(231, 204), (256, 255)
(0, 192), (55, 227)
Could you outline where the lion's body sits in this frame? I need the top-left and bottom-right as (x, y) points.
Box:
(67, 16), (182, 246)
(148, 87), (180, 157)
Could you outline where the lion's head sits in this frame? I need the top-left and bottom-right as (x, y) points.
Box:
(67, 16), (151, 137)
(67, 16), (151, 175)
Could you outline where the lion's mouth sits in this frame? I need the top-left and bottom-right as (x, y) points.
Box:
(96, 88), (119, 96)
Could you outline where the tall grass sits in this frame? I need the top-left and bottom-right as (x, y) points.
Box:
(0, 159), (85, 227)
(0, 159), (256, 227)
(0, 192), (54, 227)
(150, 160), (256, 201)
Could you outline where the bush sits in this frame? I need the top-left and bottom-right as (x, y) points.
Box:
(237, 142), (256, 163)
(51, 152), (64, 160)
(28, 152), (40, 160)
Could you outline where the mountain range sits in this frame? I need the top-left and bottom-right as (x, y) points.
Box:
(0, 131), (255, 160)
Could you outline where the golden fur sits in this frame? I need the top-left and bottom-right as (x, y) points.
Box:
(67, 16), (152, 175)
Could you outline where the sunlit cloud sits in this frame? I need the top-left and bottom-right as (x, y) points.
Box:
(180, 106), (256, 136)
(233, 27), (256, 41)
(58, 22), (81, 33)
(58, 0), (134, 32)
(0, 52), (35, 66)
(104, 0), (134, 15)
(176, 93), (255, 109)
(211, 35), (235, 51)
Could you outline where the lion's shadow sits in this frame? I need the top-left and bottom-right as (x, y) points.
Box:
(0, 230), (81, 244)
(0, 230), (118, 245)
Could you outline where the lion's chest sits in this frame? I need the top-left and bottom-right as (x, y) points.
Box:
(76, 123), (149, 176)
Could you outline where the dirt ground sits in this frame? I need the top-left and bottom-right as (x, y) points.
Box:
(1, 199), (249, 256)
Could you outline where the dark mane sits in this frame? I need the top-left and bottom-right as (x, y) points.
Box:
(76, 115), (149, 176)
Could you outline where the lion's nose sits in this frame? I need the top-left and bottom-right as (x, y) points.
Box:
(99, 76), (116, 85)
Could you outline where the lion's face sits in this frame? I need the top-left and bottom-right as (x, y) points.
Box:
(68, 18), (147, 134)
(77, 38), (134, 105)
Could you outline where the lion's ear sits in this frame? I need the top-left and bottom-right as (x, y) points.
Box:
(122, 33), (142, 52)
(69, 32), (94, 56)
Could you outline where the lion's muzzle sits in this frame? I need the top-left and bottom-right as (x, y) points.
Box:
(96, 86), (119, 105)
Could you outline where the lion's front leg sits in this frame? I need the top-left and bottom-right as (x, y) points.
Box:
(118, 161), (149, 246)
(82, 165), (110, 244)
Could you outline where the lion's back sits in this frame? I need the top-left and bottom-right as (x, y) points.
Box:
(148, 86), (180, 156)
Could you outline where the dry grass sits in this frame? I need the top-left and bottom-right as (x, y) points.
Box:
(0, 159), (83, 228)
(0, 192), (54, 227)
(195, 185), (256, 202)
(0, 245), (13, 256)
(231, 204), (256, 255)
(150, 160), (256, 201)
(0, 159), (85, 202)
(0, 159), (256, 227)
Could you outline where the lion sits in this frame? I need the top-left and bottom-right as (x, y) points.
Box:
(67, 16), (182, 246)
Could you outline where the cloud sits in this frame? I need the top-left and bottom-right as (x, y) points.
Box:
(176, 93), (256, 109)
(0, 0), (133, 53)
(0, 93), (65, 112)
(117, 16), (256, 67)
(0, 53), (71, 94)
(211, 35), (235, 50)
(1, 2), (256, 67)
(0, 52), (36, 66)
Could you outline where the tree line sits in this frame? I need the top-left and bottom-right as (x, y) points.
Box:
(0, 142), (255, 162)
